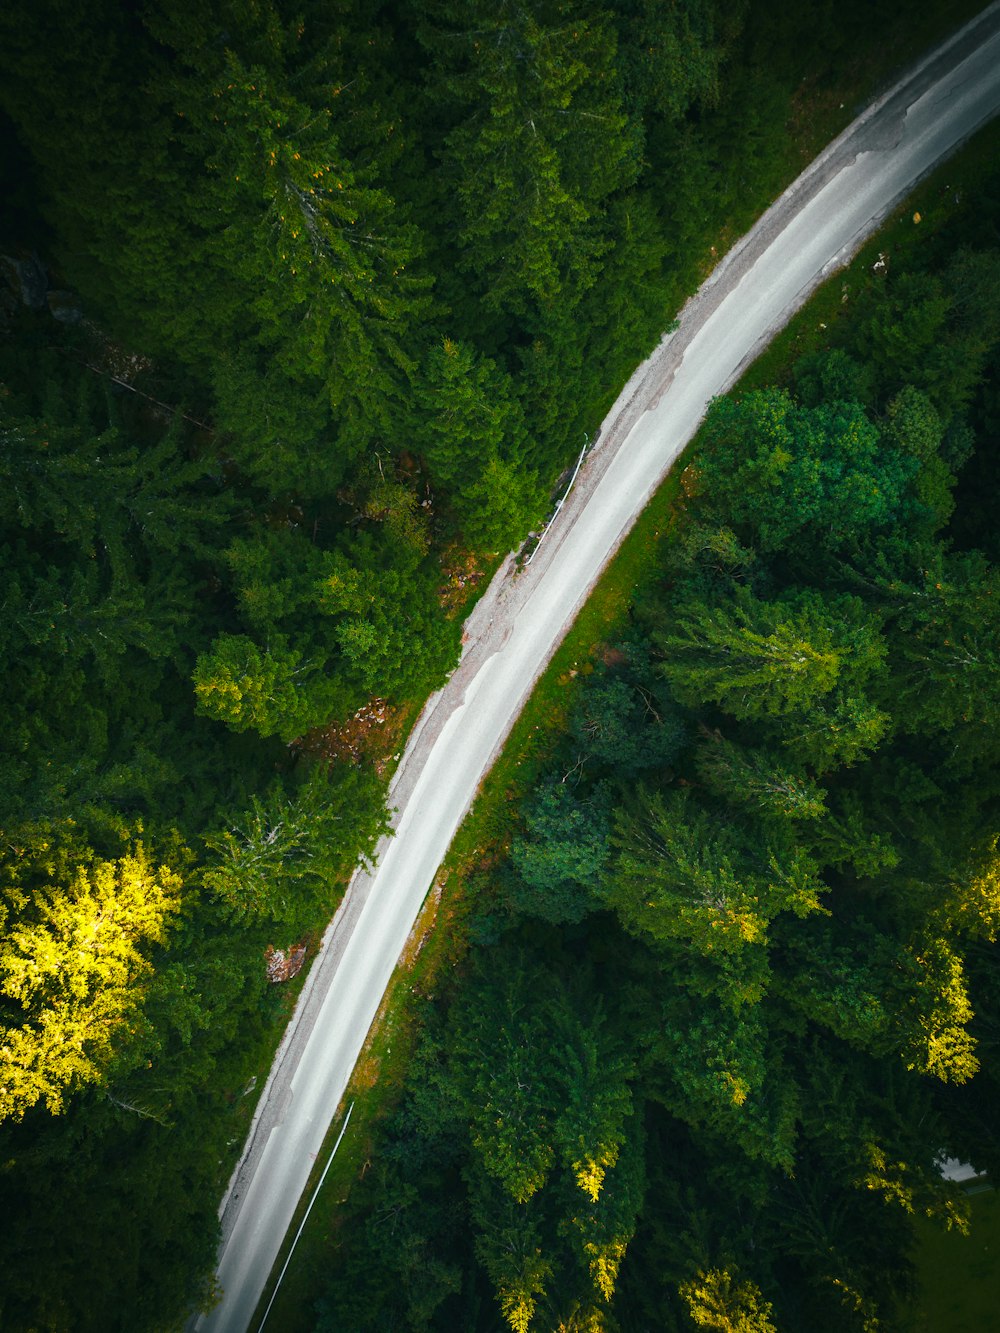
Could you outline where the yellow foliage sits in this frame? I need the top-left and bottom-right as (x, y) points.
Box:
(0, 846), (181, 1121)
(859, 1142), (970, 1233)
(572, 1139), (620, 1203)
(499, 1286), (536, 1333)
(584, 1238), (627, 1302)
(722, 1071), (750, 1107)
(679, 1268), (777, 1332)
(904, 937), (978, 1084)
(956, 840), (1000, 941)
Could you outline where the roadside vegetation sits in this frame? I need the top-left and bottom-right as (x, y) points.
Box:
(907, 1188), (1000, 1331)
(312, 121), (1000, 1332)
(0, 1), (996, 1329)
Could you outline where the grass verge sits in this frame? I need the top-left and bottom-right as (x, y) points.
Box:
(905, 1186), (1000, 1332)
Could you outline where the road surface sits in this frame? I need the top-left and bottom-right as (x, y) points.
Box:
(195, 7), (1000, 1329)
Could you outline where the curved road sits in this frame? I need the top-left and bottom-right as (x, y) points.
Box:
(196, 8), (1000, 1330)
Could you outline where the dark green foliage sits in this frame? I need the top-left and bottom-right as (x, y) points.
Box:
(414, 0), (640, 317)
(612, 0), (737, 119)
(193, 516), (462, 741)
(409, 337), (545, 549)
(3, 0), (1000, 1329)
(315, 166), (1000, 1331)
(509, 781), (612, 925)
(202, 763), (389, 929)
(695, 736), (828, 823)
(853, 249), (1000, 419)
(570, 662), (687, 776)
(695, 389), (917, 552)
(794, 347), (876, 409)
(886, 385), (944, 460)
(884, 551), (1000, 746)
(413, 340), (530, 480)
(659, 586), (886, 720)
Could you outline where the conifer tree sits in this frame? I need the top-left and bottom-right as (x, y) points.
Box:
(417, 0), (640, 316)
(659, 588), (883, 723)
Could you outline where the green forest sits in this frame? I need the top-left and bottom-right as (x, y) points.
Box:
(318, 182), (1000, 1329)
(0, 0), (998, 1329)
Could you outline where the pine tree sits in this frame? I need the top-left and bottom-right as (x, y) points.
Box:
(417, 0), (640, 316)
(659, 588), (883, 722)
(192, 632), (337, 741)
(202, 763), (387, 927)
(696, 389), (916, 551)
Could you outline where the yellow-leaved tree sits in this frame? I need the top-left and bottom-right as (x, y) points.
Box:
(0, 837), (181, 1122)
(680, 1268), (777, 1333)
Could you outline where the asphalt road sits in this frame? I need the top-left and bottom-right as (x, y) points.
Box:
(195, 8), (1000, 1330)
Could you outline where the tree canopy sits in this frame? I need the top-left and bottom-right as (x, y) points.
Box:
(2, 0), (999, 1328)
